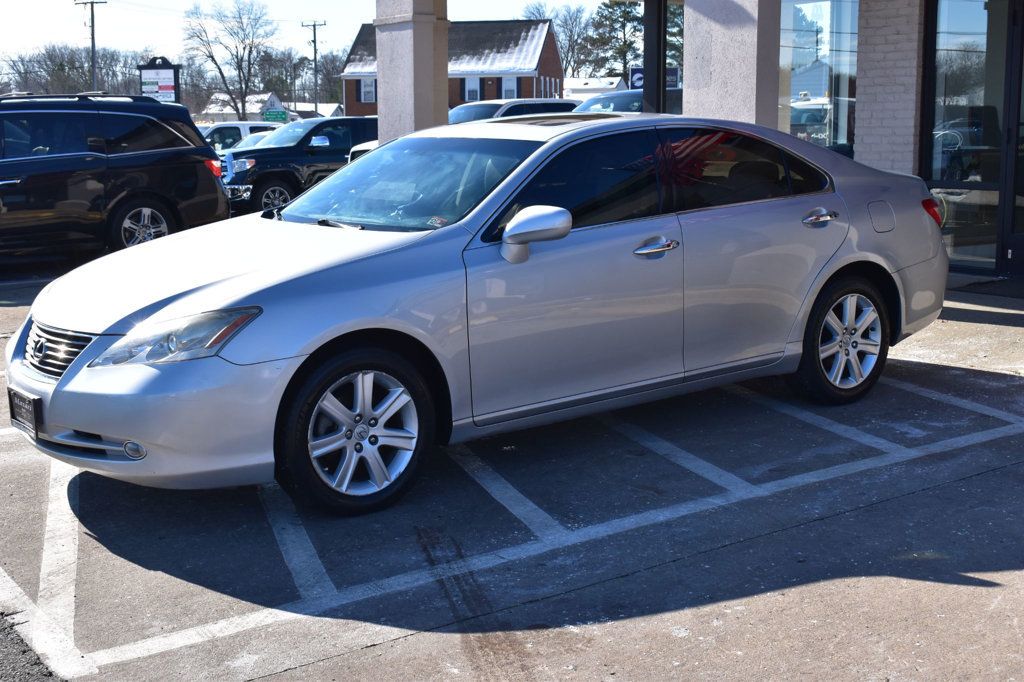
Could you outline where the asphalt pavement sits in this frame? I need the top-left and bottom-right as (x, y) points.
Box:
(1, 270), (1023, 680)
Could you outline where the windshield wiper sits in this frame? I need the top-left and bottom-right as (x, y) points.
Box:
(317, 218), (363, 229)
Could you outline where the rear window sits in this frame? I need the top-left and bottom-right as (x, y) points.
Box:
(102, 114), (190, 154)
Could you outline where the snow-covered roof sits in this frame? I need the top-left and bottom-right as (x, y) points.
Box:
(202, 92), (282, 115)
(287, 102), (343, 118)
(342, 20), (553, 78)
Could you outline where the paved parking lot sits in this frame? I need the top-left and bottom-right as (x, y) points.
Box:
(2, 279), (1024, 679)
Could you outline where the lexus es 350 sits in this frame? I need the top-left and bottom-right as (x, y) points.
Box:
(5, 114), (948, 513)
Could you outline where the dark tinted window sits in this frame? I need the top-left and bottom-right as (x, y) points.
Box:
(162, 119), (205, 147)
(314, 122), (353, 150)
(501, 104), (531, 117)
(493, 130), (660, 236)
(657, 128), (790, 211)
(501, 102), (577, 117)
(1, 113), (99, 159)
(103, 114), (189, 154)
(785, 152), (829, 194)
(350, 118), (378, 145)
(250, 125), (275, 134)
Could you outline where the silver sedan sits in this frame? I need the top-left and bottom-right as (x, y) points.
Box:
(4, 114), (948, 513)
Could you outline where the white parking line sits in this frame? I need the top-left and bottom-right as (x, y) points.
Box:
(448, 445), (568, 540)
(258, 484), (336, 600)
(35, 460), (81, 643)
(77, 417), (1024, 672)
(880, 376), (1024, 425)
(0, 569), (96, 678)
(606, 418), (762, 495)
(727, 386), (904, 454)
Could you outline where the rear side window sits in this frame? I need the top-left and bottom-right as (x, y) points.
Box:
(103, 114), (189, 154)
(493, 130), (661, 235)
(0, 112), (100, 159)
(658, 128), (823, 211)
(786, 152), (829, 194)
(205, 125), (242, 152)
(250, 125), (275, 134)
(162, 119), (205, 147)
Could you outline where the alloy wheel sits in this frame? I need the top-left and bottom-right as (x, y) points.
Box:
(121, 207), (169, 247)
(818, 293), (882, 389)
(261, 186), (291, 209)
(307, 370), (419, 496)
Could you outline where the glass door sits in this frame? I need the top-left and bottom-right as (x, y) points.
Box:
(1008, 2), (1024, 275)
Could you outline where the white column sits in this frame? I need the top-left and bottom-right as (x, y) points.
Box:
(854, 0), (927, 173)
(681, 0), (781, 126)
(375, 0), (448, 143)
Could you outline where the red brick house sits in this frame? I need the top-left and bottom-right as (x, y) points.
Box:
(341, 20), (565, 116)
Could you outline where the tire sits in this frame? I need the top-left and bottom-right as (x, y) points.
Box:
(277, 348), (436, 514)
(107, 198), (176, 251)
(253, 178), (296, 212)
(788, 277), (890, 405)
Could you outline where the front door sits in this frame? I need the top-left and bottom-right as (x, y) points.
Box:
(0, 111), (106, 252)
(1006, 5), (1024, 275)
(464, 130), (685, 421)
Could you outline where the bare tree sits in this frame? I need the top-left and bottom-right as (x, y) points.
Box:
(522, 1), (552, 19)
(554, 5), (592, 78)
(184, 0), (277, 119)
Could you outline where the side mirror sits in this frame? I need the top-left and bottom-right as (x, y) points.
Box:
(500, 205), (572, 264)
(309, 135), (330, 148)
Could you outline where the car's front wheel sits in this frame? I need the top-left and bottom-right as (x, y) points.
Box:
(278, 348), (435, 513)
(789, 277), (890, 405)
(254, 179), (295, 211)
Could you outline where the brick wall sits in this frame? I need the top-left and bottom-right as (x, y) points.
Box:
(344, 79), (378, 116)
(854, 0), (926, 174)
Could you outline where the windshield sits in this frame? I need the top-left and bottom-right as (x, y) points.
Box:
(256, 119), (319, 147)
(574, 91), (642, 113)
(448, 103), (502, 124)
(280, 137), (541, 231)
(234, 132), (268, 150)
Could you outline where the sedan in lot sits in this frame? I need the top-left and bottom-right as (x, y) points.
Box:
(5, 113), (948, 514)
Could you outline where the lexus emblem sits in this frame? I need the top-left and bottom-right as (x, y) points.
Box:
(31, 338), (47, 360)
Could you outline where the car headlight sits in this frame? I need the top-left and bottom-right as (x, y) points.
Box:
(90, 308), (261, 367)
(231, 158), (255, 174)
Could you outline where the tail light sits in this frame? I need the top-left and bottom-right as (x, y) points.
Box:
(922, 198), (942, 227)
(204, 159), (222, 178)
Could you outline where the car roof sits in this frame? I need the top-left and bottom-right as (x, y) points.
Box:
(456, 98), (578, 107)
(0, 94), (193, 121)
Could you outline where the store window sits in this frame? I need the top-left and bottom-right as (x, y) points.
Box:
(501, 77), (518, 99)
(924, 0), (1010, 270)
(778, 0), (858, 158)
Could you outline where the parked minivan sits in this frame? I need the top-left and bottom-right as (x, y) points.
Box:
(0, 94), (228, 254)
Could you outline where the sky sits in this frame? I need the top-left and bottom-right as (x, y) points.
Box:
(0, 0), (607, 61)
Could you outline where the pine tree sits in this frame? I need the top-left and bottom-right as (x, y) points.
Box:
(584, 0), (643, 80)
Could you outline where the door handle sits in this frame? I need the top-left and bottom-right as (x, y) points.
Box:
(0, 178), (22, 187)
(633, 239), (680, 257)
(802, 207), (838, 226)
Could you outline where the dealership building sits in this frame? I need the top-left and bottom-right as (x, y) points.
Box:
(372, 0), (1023, 278)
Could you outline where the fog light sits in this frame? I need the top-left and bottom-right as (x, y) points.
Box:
(123, 441), (147, 460)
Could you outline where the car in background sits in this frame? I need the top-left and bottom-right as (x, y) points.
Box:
(204, 121), (282, 153)
(221, 116), (378, 213)
(574, 88), (683, 115)
(224, 130), (271, 154)
(448, 98), (580, 124)
(347, 139), (378, 163)
(0, 93), (228, 254)
(5, 113), (948, 513)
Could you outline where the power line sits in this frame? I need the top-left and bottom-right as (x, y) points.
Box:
(74, 0), (106, 91)
(302, 20), (326, 113)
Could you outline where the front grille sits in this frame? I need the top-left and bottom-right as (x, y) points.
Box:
(24, 321), (96, 380)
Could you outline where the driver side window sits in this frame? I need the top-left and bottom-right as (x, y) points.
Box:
(490, 130), (661, 240)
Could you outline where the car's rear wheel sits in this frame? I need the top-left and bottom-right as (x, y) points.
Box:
(788, 277), (890, 405)
(108, 199), (175, 251)
(278, 348), (435, 513)
(254, 179), (295, 211)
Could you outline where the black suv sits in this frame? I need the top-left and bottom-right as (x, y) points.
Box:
(221, 116), (377, 213)
(0, 94), (228, 255)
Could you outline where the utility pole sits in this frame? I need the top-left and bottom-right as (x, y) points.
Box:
(302, 20), (326, 113)
(75, 0), (107, 91)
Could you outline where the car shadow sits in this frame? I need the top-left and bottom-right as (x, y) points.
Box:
(70, 359), (1024, 638)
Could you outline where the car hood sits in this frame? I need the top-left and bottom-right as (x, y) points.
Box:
(30, 215), (428, 335)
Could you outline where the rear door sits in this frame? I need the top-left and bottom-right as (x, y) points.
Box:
(0, 110), (107, 252)
(656, 126), (848, 373)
